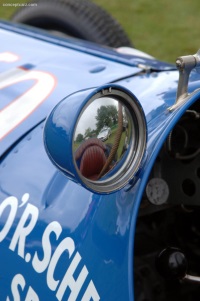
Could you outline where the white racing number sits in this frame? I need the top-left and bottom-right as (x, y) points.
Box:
(0, 52), (56, 140)
(0, 52), (19, 63)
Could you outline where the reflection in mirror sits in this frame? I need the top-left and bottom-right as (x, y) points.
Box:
(74, 97), (132, 181)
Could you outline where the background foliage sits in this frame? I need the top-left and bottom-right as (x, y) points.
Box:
(0, 0), (200, 63)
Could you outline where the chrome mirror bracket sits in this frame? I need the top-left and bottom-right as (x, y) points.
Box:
(169, 50), (200, 111)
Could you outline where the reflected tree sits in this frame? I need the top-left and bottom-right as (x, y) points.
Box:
(76, 133), (84, 143)
(95, 105), (118, 132)
(84, 127), (97, 139)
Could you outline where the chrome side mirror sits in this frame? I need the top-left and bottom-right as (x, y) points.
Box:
(44, 85), (147, 193)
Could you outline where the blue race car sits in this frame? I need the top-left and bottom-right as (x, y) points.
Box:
(1, 1), (200, 300)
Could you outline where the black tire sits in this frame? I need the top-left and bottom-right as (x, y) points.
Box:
(11, 0), (133, 48)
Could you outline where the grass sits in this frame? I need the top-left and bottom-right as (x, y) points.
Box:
(95, 0), (200, 63)
(0, 0), (200, 63)
(0, 0), (27, 19)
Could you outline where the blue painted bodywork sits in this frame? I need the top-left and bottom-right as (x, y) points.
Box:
(1, 20), (200, 300)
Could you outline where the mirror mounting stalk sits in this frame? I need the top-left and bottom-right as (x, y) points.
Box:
(169, 50), (200, 111)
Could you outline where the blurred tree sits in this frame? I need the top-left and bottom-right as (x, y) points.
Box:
(84, 127), (93, 139)
(76, 133), (84, 143)
(96, 105), (118, 132)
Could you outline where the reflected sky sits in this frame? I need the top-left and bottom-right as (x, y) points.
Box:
(75, 97), (118, 137)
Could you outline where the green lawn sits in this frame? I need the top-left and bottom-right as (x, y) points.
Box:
(0, 0), (200, 63)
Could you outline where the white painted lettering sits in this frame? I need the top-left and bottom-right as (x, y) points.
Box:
(25, 286), (39, 301)
(6, 274), (25, 301)
(56, 252), (88, 301)
(0, 196), (18, 242)
(81, 281), (100, 301)
(0, 192), (100, 300)
(32, 221), (62, 273)
(47, 237), (75, 292)
(9, 204), (39, 258)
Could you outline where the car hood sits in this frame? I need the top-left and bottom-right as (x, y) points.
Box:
(0, 21), (176, 157)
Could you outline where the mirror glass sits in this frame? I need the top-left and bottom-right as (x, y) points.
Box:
(73, 97), (132, 181)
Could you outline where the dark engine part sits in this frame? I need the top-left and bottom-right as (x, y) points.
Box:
(134, 208), (200, 301)
(162, 108), (200, 206)
(144, 105), (200, 208)
(155, 247), (188, 280)
(134, 102), (200, 300)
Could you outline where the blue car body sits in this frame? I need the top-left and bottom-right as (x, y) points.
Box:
(1, 21), (200, 300)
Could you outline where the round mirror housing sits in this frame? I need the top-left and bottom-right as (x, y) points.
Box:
(44, 85), (147, 193)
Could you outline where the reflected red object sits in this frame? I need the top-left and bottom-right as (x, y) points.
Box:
(75, 138), (107, 180)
